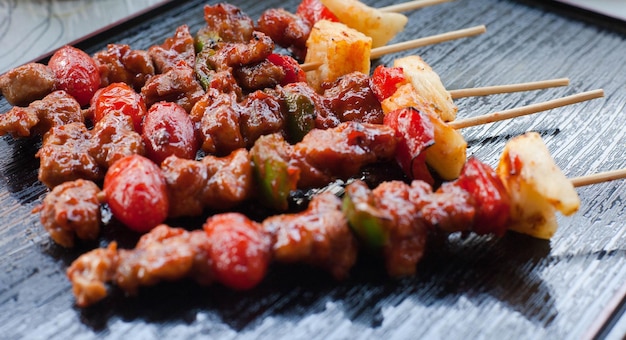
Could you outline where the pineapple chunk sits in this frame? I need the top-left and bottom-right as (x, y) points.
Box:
(394, 56), (458, 122)
(496, 132), (580, 239)
(424, 116), (467, 181)
(304, 20), (372, 92)
(382, 83), (467, 180)
(320, 0), (408, 48)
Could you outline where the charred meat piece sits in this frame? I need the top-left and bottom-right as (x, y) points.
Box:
(161, 157), (208, 217)
(237, 90), (285, 146)
(370, 180), (430, 277)
(291, 121), (397, 188)
(115, 226), (206, 294)
(88, 111), (145, 169)
(419, 182), (476, 233)
(66, 242), (119, 307)
(0, 90), (83, 138)
(202, 148), (254, 209)
(37, 179), (102, 248)
(202, 3), (255, 43)
(37, 111), (144, 188)
(93, 44), (155, 91)
(207, 31), (275, 72)
(233, 59), (285, 92)
(141, 61), (205, 112)
(67, 226), (212, 307)
(256, 8), (310, 60)
(148, 25), (196, 73)
(162, 148), (253, 217)
(263, 192), (357, 280)
(322, 72), (384, 125)
(343, 179), (466, 277)
(191, 88), (245, 155)
(0, 63), (56, 106)
(250, 122), (398, 211)
(36, 122), (102, 187)
(191, 88), (285, 155)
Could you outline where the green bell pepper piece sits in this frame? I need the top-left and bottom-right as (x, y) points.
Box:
(283, 91), (316, 144)
(342, 180), (389, 248)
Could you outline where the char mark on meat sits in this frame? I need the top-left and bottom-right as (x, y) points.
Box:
(0, 90), (83, 138)
(322, 72), (384, 125)
(93, 44), (155, 91)
(162, 148), (253, 217)
(263, 192), (357, 280)
(291, 121), (397, 188)
(234, 59), (285, 92)
(141, 61), (205, 113)
(67, 225), (213, 307)
(149, 25), (196, 74)
(37, 111), (144, 188)
(256, 8), (311, 61)
(37, 179), (102, 248)
(203, 3), (255, 43)
(190, 88), (285, 156)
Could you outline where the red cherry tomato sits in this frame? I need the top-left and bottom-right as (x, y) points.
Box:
(203, 213), (271, 290)
(296, 0), (339, 25)
(92, 83), (147, 132)
(141, 101), (198, 165)
(104, 155), (169, 233)
(455, 157), (511, 236)
(384, 107), (435, 185)
(370, 65), (407, 103)
(267, 53), (306, 85)
(48, 45), (101, 106)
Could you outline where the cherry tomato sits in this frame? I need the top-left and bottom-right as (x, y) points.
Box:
(203, 213), (271, 290)
(92, 83), (147, 132)
(104, 155), (169, 233)
(296, 0), (339, 25)
(267, 53), (306, 85)
(370, 65), (407, 103)
(48, 45), (101, 106)
(455, 157), (511, 236)
(141, 101), (198, 165)
(384, 107), (435, 185)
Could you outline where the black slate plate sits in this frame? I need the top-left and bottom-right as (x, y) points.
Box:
(1, 0), (625, 339)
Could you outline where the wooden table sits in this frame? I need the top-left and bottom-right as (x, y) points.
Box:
(1, 0), (624, 339)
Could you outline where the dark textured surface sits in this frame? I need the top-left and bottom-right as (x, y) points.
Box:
(0, 0), (625, 339)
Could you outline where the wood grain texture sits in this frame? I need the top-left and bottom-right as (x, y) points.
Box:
(0, 0), (625, 339)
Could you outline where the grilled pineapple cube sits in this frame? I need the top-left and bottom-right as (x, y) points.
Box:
(496, 132), (580, 239)
(320, 0), (408, 48)
(424, 115), (467, 180)
(382, 83), (466, 180)
(393, 56), (458, 122)
(304, 20), (372, 92)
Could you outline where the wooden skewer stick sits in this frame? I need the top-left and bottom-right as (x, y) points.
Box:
(379, 0), (455, 13)
(300, 25), (487, 72)
(300, 61), (323, 72)
(570, 169), (626, 187)
(447, 89), (605, 129)
(371, 25), (486, 59)
(449, 78), (570, 99)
